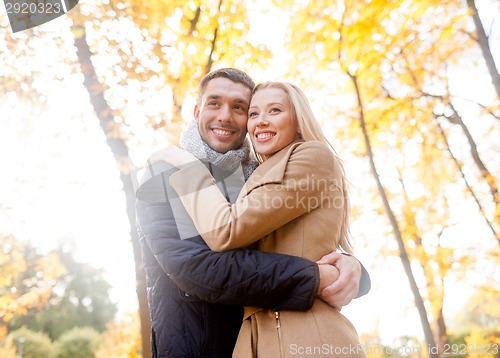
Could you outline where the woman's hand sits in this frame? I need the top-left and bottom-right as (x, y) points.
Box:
(149, 146), (198, 168)
(317, 263), (340, 296)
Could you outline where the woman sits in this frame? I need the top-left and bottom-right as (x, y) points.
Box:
(164, 82), (366, 357)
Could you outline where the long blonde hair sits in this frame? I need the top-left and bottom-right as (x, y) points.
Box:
(252, 81), (353, 253)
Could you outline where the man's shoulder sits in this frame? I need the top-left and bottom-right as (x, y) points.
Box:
(135, 160), (179, 202)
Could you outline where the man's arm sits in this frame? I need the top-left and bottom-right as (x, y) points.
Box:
(136, 197), (319, 311)
(135, 163), (368, 311)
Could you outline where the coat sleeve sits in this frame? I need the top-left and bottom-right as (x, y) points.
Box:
(135, 178), (319, 311)
(169, 142), (341, 252)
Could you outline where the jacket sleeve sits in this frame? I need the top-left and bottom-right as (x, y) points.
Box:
(358, 261), (371, 297)
(135, 182), (319, 311)
(342, 253), (371, 298)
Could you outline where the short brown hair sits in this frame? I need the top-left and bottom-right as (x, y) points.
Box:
(198, 68), (255, 104)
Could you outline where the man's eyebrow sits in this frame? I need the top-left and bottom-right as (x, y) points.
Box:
(204, 94), (249, 106)
(234, 98), (249, 106)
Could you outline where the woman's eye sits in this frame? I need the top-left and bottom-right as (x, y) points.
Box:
(248, 112), (258, 118)
(270, 107), (281, 113)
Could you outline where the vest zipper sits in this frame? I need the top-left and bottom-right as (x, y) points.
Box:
(275, 310), (285, 358)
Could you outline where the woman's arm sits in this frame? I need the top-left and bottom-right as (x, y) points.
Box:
(135, 162), (320, 310)
(169, 141), (342, 251)
(136, 150), (366, 311)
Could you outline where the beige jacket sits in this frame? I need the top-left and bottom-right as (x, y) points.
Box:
(170, 140), (366, 358)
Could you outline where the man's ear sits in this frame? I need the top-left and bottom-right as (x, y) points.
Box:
(193, 105), (200, 122)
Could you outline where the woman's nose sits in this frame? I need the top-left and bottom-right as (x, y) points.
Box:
(257, 116), (269, 126)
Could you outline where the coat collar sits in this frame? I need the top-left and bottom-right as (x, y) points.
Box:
(244, 140), (305, 194)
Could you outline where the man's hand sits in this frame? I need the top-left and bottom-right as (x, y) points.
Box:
(316, 252), (361, 310)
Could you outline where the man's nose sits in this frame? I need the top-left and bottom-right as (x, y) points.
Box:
(217, 104), (232, 122)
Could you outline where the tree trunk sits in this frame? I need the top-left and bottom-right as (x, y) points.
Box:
(466, 0), (500, 99)
(349, 73), (439, 357)
(72, 21), (151, 357)
(418, 88), (499, 245)
(436, 119), (500, 244)
(448, 103), (499, 205)
(166, 96), (184, 147)
(421, 85), (499, 245)
(165, 3), (221, 147)
(417, 234), (449, 354)
(435, 307), (449, 351)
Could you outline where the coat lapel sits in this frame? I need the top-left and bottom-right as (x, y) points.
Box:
(243, 141), (304, 195)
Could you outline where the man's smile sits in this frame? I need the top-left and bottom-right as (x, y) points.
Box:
(211, 127), (236, 137)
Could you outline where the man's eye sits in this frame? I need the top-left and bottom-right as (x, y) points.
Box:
(208, 102), (219, 106)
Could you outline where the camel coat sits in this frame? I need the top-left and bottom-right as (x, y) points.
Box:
(170, 140), (366, 358)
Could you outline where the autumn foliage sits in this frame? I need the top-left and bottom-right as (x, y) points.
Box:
(1, 0), (499, 357)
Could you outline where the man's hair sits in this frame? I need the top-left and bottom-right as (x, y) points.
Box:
(197, 68), (255, 104)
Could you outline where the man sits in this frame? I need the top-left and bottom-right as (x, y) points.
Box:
(135, 68), (370, 357)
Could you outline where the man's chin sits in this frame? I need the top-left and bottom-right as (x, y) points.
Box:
(212, 144), (232, 154)
(200, 130), (245, 153)
(209, 139), (244, 154)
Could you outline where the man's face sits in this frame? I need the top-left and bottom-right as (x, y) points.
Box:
(195, 77), (251, 153)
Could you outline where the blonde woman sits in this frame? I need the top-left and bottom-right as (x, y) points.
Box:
(159, 82), (366, 357)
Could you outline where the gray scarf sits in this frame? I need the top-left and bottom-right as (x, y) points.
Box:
(180, 121), (259, 180)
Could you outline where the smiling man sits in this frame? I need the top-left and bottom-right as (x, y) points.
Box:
(195, 77), (250, 153)
(135, 68), (370, 358)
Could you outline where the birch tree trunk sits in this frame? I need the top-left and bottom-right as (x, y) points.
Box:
(72, 20), (151, 358)
(466, 0), (500, 99)
(349, 73), (440, 357)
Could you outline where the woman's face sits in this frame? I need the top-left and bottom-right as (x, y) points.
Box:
(247, 87), (300, 159)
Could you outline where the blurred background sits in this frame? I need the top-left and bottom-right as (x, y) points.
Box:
(1, 0), (499, 357)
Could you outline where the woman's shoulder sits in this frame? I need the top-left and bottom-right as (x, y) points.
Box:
(279, 141), (340, 180)
(278, 141), (345, 189)
(291, 140), (336, 162)
(296, 140), (329, 150)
